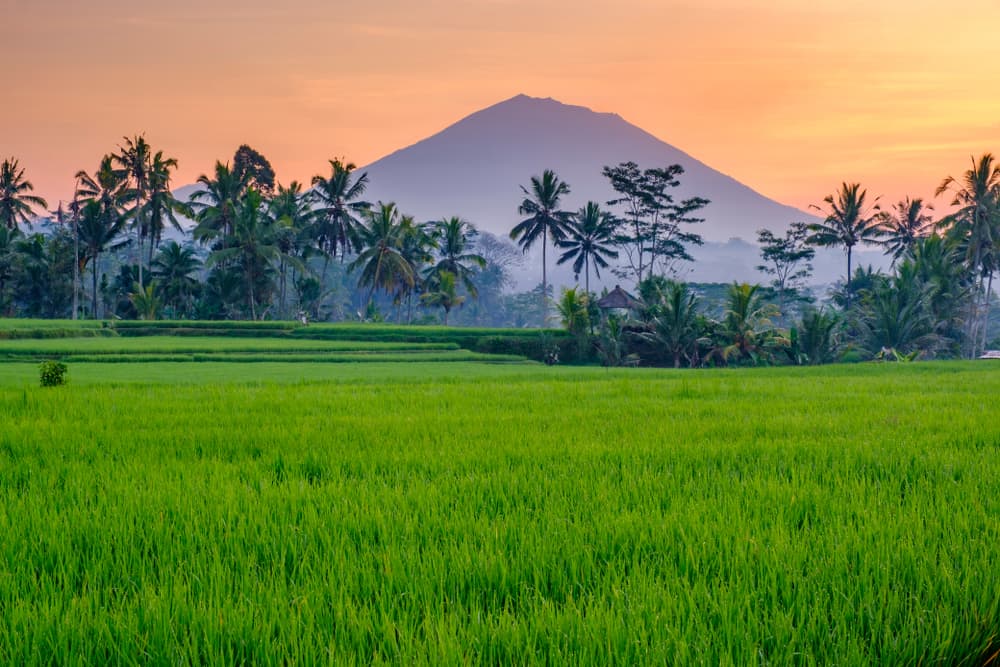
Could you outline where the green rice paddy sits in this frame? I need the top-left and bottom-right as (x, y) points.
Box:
(0, 329), (998, 663)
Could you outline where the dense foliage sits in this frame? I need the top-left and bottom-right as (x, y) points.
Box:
(3, 146), (999, 360)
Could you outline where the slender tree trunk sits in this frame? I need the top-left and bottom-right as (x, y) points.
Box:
(845, 245), (853, 310)
(541, 227), (548, 326)
(92, 252), (99, 319)
(72, 209), (79, 320)
(443, 307), (449, 326)
(980, 271), (994, 356)
(585, 255), (590, 295)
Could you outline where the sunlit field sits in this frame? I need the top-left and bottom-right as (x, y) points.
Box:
(1, 359), (999, 664)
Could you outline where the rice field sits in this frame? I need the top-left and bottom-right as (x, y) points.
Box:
(1, 357), (999, 664)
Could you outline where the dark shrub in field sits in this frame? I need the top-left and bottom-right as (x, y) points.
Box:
(39, 361), (68, 387)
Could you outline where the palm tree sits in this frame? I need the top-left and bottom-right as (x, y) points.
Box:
(269, 181), (314, 318)
(190, 161), (249, 244)
(879, 197), (935, 264)
(556, 287), (591, 360)
(713, 282), (782, 365)
(640, 280), (701, 368)
(77, 198), (128, 318)
(936, 153), (1000, 357)
(0, 225), (22, 314)
(510, 170), (573, 323)
(152, 241), (202, 317)
(0, 158), (48, 230)
(557, 201), (619, 294)
(807, 182), (883, 308)
(420, 270), (465, 324)
(207, 189), (306, 320)
(115, 135), (153, 287)
(428, 217), (486, 298)
(142, 151), (187, 267)
(396, 216), (436, 322)
(311, 159), (370, 278)
(794, 308), (842, 365)
(349, 202), (414, 308)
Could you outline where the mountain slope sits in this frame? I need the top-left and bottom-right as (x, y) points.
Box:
(360, 94), (811, 243)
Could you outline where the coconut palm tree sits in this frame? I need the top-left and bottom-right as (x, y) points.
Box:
(395, 216), (435, 322)
(268, 182), (315, 318)
(206, 189), (302, 320)
(420, 269), (464, 324)
(807, 182), (883, 308)
(190, 161), (249, 244)
(712, 282), (782, 365)
(77, 198), (129, 318)
(115, 135), (153, 287)
(879, 197), (935, 264)
(936, 153), (1000, 357)
(0, 158), (48, 230)
(557, 201), (619, 294)
(152, 241), (202, 317)
(510, 170), (573, 323)
(427, 217), (486, 298)
(311, 159), (370, 277)
(349, 202), (414, 307)
(640, 280), (701, 368)
(142, 151), (187, 267)
(0, 225), (22, 314)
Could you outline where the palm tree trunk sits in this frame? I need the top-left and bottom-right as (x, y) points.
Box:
(542, 228), (548, 326)
(845, 245), (853, 310)
(979, 271), (994, 356)
(585, 254), (590, 295)
(92, 252), (99, 319)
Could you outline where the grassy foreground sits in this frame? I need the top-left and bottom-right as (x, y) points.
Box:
(1, 362), (999, 664)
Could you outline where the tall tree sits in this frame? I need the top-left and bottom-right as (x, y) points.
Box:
(115, 135), (153, 288)
(557, 201), (619, 293)
(152, 241), (202, 318)
(420, 269), (464, 325)
(233, 145), (276, 196)
(77, 198), (128, 318)
(879, 197), (935, 264)
(190, 161), (249, 244)
(311, 159), (371, 278)
(349, 202), (415, 307)
(756, 222), (815, 317)
(807, 182), (883, 309)
(205, 189), (299, 320)
(0, 158), (48, 231)
(142, 151), (187, 267)
(510, 169), (573, 324)
(936, 153), (1000, 357)
(428, 217), (486, 298)
(602, 161), (707, 282)
(268, 181), (315, 319)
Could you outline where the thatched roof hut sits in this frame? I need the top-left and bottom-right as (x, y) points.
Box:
(597, 285), (641, 310)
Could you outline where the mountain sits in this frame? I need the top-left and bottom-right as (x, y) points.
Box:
(361, 94), (810, 245)
(173, 95), (888, 288)
(357, 94), (844, 288)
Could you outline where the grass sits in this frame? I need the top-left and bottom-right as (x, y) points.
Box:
(0, 336), (461, 358)
(0, 361), (998, 663)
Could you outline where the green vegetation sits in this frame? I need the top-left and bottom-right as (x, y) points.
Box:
(0, 361), (998, 663)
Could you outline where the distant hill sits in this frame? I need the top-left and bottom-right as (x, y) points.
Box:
(173, 95), (889, 289)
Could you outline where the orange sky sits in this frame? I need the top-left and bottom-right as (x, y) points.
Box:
(4, 0), (1000, 211)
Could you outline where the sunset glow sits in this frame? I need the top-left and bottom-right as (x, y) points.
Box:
(5, 0), (1000, 209)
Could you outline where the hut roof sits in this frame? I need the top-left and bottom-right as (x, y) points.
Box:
(597, 285), (641, 310)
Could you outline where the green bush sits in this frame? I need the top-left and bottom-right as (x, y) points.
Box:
(39, 360), (68, 387)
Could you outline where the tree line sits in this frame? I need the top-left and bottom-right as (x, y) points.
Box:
(1, 142), (998, 360)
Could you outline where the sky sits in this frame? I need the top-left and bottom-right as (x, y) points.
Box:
(4, 0), (1000, 211)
